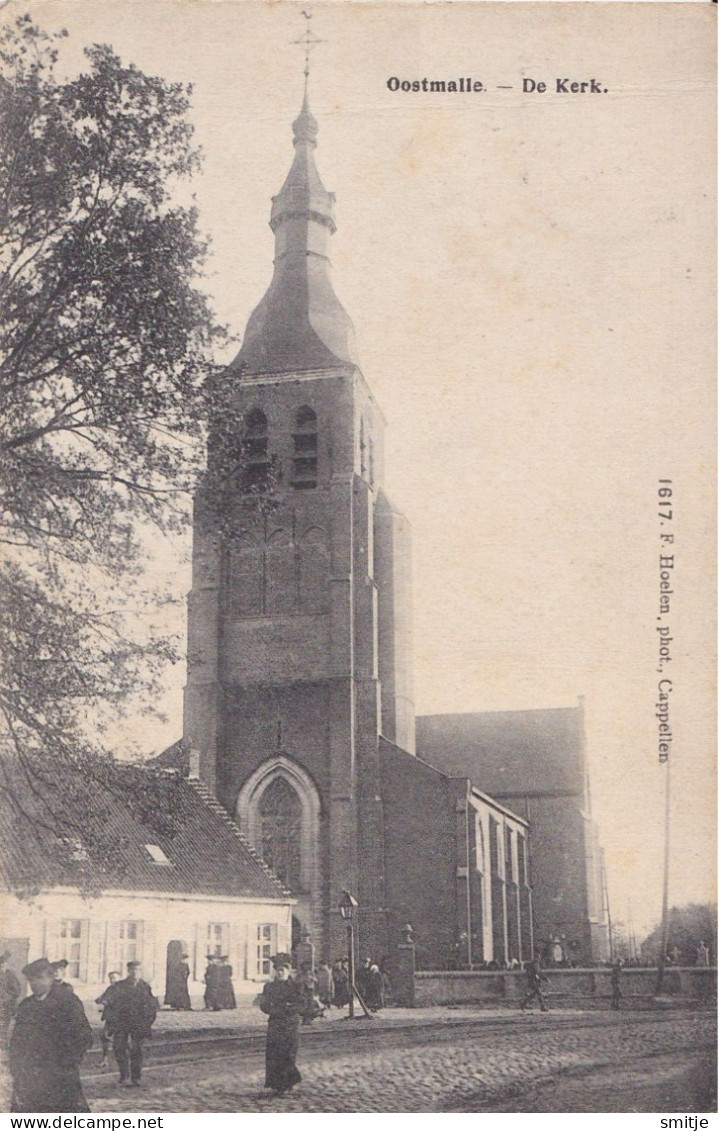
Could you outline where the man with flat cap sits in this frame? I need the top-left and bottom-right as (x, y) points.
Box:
(258, 953), (304, 1095)
(104, 961), (158, 1087)
(50, 959), (74, 999)
(8, 957), (93, 1112)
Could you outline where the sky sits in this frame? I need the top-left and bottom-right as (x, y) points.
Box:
(22, 0), (716, 940)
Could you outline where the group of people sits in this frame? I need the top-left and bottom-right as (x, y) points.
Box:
(203, 955), (237, 1011)
(6, 956), (158, 1111)
(4, 944), (389, 1108)
(313, 956), (390, 1013)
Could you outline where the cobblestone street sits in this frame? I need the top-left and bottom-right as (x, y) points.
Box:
(74, 1007), (714, 1113)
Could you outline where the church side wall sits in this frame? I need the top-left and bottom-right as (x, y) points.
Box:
(518, 796), (593, 963)
(380, 747), (457, 969)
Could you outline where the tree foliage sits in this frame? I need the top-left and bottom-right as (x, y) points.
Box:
(0, 14), (226, 876)
(641, 903), (717, 965)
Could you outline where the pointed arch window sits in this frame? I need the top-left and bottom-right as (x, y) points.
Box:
(259, 776), (302, 891)
(242, 408), (270, 492)
(292, 407), (318, 490)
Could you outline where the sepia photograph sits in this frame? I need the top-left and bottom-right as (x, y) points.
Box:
(0, 0), (715, 1116)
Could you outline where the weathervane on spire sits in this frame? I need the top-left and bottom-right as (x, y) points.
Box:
(292, 10), (325, 82)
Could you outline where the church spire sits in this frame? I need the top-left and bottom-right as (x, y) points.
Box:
(229, 82), (359, 376)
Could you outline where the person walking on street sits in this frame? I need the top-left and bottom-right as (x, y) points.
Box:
(204, 956), (221, 1011)
(316, 962), (334, 1009)
(298, 963), (322, 1024)
(332, 958), (350, 1008)
(95, 971), (121, 1067)
(258, 953), (304, 1095)
(105, 961), (158, 1087)
(0, 951), (21, 1050)
(8, 957), (92, 1112)
(521, 953), (549, 1013)
(165, 954), (192, 1011)
(355, 957), (372, 1007)
(379, 958), (393, 1008)
(366, 963), (385, 1011)
(610, 959), (623, 1010)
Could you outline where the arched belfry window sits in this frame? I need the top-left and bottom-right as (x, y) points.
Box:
(292, 407), (317, 490)
(242, 408), (270, 492)
(259, 777), (302, 891)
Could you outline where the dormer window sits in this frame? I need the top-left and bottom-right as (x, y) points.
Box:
(242, 408), (270, 492)
(144, 843), (172, 866)
(292, 407), (318, 490)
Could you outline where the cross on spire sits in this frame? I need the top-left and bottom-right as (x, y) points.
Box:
(292, 11), (325, 82)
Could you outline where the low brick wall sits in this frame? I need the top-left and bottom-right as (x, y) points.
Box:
(412, 967), (717, 1007)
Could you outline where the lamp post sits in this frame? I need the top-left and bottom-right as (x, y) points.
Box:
(338, 889), (358, 1019)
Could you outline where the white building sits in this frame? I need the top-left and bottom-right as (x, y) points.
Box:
(0, 768), (294, 1005)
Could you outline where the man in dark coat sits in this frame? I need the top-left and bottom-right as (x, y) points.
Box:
(0, 951), (21, 1049)
(204, 956), (221, 1011)
(105, 961), (158, 1087)
(521, 953), (549, 1013)
(258, 954), (304, 1095)
(165, 954), (192, 1011)
(9, 957), (93, 1112)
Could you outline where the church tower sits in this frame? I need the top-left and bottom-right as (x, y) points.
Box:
(184, 88), (415, 959)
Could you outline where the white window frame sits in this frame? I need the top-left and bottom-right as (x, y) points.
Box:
(206, 922), (229, 959)
(117, 920), (144, 970)
(57, 919), (89, 983)
(253, 923), (277, 980)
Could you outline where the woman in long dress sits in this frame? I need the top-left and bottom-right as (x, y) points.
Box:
(258, 954), (304, 1095)
(165, 955), (192, 1010)
(216, 958), (236, 1010)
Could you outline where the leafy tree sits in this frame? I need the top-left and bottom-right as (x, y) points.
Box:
(641, 903), (717, 965)
(0, 14), (227, 876)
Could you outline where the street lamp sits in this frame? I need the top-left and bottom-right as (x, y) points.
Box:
(339, 889), (359, 1019)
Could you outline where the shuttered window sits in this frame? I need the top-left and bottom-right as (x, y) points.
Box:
(58, 919), (89, 983)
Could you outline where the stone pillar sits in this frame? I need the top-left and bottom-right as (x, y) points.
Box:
(294, 927), (315, 974)
(393, 924), (416, 1008)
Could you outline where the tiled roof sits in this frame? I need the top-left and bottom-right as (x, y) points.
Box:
(415, 706), (586, 797)
(149, 739), (189, 773)
(0, 761), (290, 901)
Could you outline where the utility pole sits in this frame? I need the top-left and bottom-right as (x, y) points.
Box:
(601, 849), (613, 961)
(655, 757), (672, 994)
